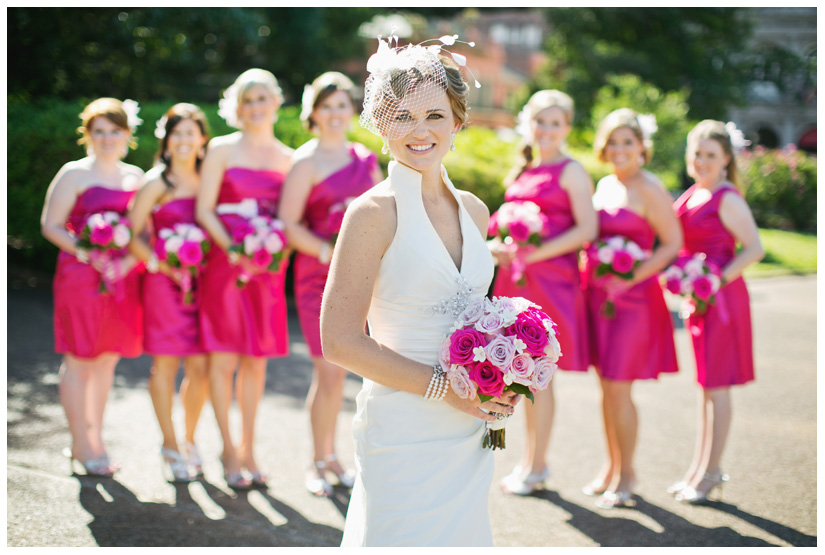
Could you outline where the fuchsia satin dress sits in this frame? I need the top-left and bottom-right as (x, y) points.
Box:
(143, 198), (203, 356)
(492, 159), (589, 371)
(294, 143), (378, 356)
(53, 186), (143, 358)
(199, 168), (289, 357)
(674, 183), (755, 388)
(583, 208), (678, 380)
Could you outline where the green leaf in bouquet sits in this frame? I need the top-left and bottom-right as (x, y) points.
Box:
(507, 382), (534, 403)
(478, 393), (493, 403)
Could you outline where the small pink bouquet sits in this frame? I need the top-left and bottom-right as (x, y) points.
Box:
(77, 211), (133, 294)
(228, 215), (288, 288)
(328, 196), (357, 247)
(488, 201), (548, 286)
(439, 296), (561, 450)
(662, 253), (723, 317)
(155, 223), (211, 305)
(590, 235), (647, 318)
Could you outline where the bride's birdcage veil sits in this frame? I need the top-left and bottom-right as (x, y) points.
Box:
(360, 34), (480, 140)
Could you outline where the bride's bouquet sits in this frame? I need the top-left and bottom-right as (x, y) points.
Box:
(439, 296), (561, 450)
(589, 235), (647, 318)
(76, 211), (133, 294)
(228, 215), (288, 288)
(488, 201), (548, 286)
(662, 252), (723, 317)
(154, 223), (211, 305)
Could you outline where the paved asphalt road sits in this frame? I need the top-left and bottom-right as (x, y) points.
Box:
(5, 274), (817, 547)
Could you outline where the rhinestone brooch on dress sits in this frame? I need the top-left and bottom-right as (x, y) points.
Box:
(428, 275), (475, 319)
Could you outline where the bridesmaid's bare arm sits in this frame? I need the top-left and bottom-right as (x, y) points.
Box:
(278, 154), (329, 259)
(632, 177), (683, 283)
(41, 164), (84, 254)
(195, 139), (233, 252)
(718, 191), (764, 282)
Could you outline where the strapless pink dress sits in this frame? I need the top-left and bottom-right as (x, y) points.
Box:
(199, 168), (289, 357)
(583, 208), (678, 380)
(53, 185), (144, 359)
(674, 183), (754, 388)
(294, 143), (378, 356)
(143, 198), (204, 356)
(492, 159), (589, 371)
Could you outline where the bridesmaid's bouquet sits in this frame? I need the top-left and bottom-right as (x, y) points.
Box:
(488, 201), (548, 286)
(77, 211), (133, 294)
(590, 235), (647, 318)
(154, 223), (211, 305)
(328, 196), (357, 246)
(439, 296), (561, 450)
(228, 215), (288, 288)
(662, 253), (723, 317)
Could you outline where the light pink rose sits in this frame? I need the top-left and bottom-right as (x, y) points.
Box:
(457, 297), (487, 327)
(543, 332), (562, 363)
(263, 232), (284, 254)
(177, 240), (204, 267)
(112, 224), (131, 248)
(447, 366), (477, 400)
(597, 245), (615, 264)
(158, 228), (174, 240)
(164, 236), (183, 255)
(185, 226), (205, 242)
(438, 337), (452, 370)
(102, 211), (120, 224)
(508, 353), (535, 387)
(474, 311), (507, 336)
(531, 357), (559, 392)
(244, 234), (263, 256)
(484, 335), (517, 370)
(683, 257), (705, 278)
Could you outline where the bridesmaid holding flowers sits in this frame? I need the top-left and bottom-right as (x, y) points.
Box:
(669, 120), (763, 504)
(40, 97), (145, 476)
(279, 71), (382, 497)
(127, 103), (211, 482)
(489, 90), (597, 496)
(582, 108), (681, 508)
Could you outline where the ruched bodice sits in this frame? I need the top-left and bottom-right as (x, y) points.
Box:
(151, 197), (196, 231)
(598, 207), (656, 251)
(66, 185), (136, 237)
(674, 183), (738, 267)
(342, 162), (496, 547)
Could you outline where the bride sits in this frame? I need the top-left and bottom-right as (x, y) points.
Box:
(320, 38), (521, 547)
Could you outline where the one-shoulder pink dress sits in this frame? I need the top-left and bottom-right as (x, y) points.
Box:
(492, 159), (589, 371)
(294, 143), (378, 356)
(53, 185), (144, 359)
(674, 183), (755, 388)
(583, 208), (678, 380)
(143, 198), (204, 356)
(199, 168), (289, 358)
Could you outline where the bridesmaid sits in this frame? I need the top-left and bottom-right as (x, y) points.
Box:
(279, 71), (383, 497)
(490, 90), (597, 495)
(196, 69), (294, 489)
(40, 97), (145, 476)
(669, 120), (763, 504)
(582, 108), (682, 508)
(127, 103), (211, 482)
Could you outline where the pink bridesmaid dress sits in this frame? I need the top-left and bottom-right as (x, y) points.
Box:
(294, 143), (378, 356)
(674, 183), (754, 388)
(143, 198), (203, 356)
(53, 186), (144, 358)
(199, 168), (289, 358)
(583, 208), (678, 380)
(492, 159), (589, 372)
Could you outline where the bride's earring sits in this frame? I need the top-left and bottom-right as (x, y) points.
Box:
(450, 133), (457, 152)
(381, 137), (389, 155)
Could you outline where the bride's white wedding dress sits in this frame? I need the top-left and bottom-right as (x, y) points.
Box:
(340, 161), (496, 547)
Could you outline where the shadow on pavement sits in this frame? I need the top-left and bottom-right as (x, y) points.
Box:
(530, 490), (779, 547)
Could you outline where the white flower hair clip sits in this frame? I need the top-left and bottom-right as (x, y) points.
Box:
(122, 99), (143, 132)
(637, 113), (658, 140)
(299, 84), (316, 122)
(218, 82), (241, 128)
(725, 121), (751, 150)
(154, 116), (168, 139)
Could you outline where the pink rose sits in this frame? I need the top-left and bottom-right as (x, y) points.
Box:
(263, 232), (284, 254)
(447, 366), (477, 400)
(531, 357), (559, 393)
(508, 353), (535, 387)
(457, 297), (487, 328)
(112, 224), (131, 248)
(252, 248), (273, 269)
(438, 337), (452, 370)
(244, 234), (263, 256)
(543, 332), (562, 363)
(178, 240), (204, 267)
(448, 328), (487, 366)
(231, 221), (255, 244)
(666, 278), (682, 295)
(505, 312), (549, 357)
(692, 275), (714, 301)
(89, 223), (114, 246)
(508, 220), (530, 243)
(611, 250), (635, 274)
(468, 360), (506, 398)
(484, 335), (517, 370)
(474, 311), (508, 336)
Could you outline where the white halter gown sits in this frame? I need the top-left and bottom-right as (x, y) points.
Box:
(340, 161), (496, 547)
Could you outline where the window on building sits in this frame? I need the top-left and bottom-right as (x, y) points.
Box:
(755, 126), (779, 148)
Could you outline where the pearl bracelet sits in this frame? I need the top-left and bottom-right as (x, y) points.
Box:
(424, 363), (448, 401)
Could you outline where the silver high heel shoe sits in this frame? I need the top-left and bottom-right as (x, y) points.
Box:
(161, 447), (193, 483)
(675, 471), (729, 504)
(306, 460), (334, 497)
(325, 454), (355, 488)
(500, 465), (550, 496)
(667, 480), (689, 495)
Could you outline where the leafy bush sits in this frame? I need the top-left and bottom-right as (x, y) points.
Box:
(740, 145), (817, 232)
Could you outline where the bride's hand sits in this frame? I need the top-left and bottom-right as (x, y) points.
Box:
(445, 388), (522, 421)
